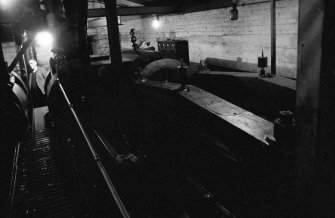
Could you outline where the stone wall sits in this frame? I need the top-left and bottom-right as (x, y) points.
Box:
(141, 0), (298, 78)
(87, 15), (144, 54)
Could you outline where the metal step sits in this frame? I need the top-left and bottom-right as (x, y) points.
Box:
(10, 129), (86, 218)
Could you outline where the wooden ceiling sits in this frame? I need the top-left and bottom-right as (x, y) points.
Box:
(1, 0), (233, 25)
(88, 0), (232, 17)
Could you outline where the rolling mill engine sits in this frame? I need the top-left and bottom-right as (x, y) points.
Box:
(1, 0), (296, 218)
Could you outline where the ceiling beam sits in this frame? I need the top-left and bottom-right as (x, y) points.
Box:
(88, 6), (178, 17)
(117, 0), (143, 7)
(181, 0), (231, 13)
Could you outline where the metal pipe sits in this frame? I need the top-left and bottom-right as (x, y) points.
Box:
(56, 78), (130, 218)
(7, 142), (21, 218)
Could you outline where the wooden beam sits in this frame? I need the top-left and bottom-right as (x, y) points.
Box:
(0, 42), (9, 83)
(295, 0), (323, 192)
(117, 0), (143, 7)
(270, 0), (276, 75)
(134, 80), (274, 146)
(105, 0), (122, 80)
(295, 0), (335, 216)
(88, 6), (177, 17)
(182, 0), (231, 14)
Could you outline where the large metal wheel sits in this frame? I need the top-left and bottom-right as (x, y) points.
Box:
(142, 58), (182, 82)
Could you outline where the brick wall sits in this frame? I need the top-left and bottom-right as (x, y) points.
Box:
(119, 16), (145, 49)
(141, 0), (298, 78)
(87, 15), (144, 54)
(67, 0), (298, 78)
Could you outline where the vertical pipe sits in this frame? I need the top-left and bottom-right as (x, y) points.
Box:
(271, 0), (276, 75)
(105, 0), (122, 76)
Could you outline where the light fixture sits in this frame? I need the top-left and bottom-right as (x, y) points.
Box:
(152, 16), (161, 29)
(0, 0), (12, 9)
(118, 16), (123, 25)
(229, 1), (238, 20)
(35, 31), (53, 47)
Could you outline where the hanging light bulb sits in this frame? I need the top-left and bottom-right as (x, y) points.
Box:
(0, 0), (12, 9)
(152, 16), (161, 29)
(229, 2), (238, 20)
(35, 31), (53, 47)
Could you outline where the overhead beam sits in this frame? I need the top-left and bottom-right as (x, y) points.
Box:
(182, 0), (231, 13)
(117, 0), (143, 7)
(88, 6), (177, 17)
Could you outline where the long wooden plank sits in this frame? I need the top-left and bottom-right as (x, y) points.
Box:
(179, 85), (274, 145)
(134, 80), (274, 145)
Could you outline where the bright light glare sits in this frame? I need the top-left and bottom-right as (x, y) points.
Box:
(152, 19), (161, 29)
(0, 0), (11, 9)
(35, 31), (53, 47)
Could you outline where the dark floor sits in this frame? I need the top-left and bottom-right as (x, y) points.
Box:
(8, 74), (297, 217)
(88, 81), (293, 218)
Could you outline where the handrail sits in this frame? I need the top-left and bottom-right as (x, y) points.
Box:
(93, 129), (118, 158)
(56, 78), (130, 218)
(7, 142), (21, 218)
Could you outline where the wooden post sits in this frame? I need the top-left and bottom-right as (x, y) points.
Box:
(270, 0), (276, 75)
(105, 0), (123, 77)
(295, 0), (335, 216)
(0, 42), (8, 83)
(0, 42), (8, 130)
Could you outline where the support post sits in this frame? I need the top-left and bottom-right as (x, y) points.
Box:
(294, 0), (335, 216)
(105, 0), (123, 78)
(270, 0), (276, 75)
(0, 42), (8, 83)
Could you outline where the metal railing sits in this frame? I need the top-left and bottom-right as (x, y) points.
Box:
(56, 77), (130, 218)
(7, 142), (21, 218)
